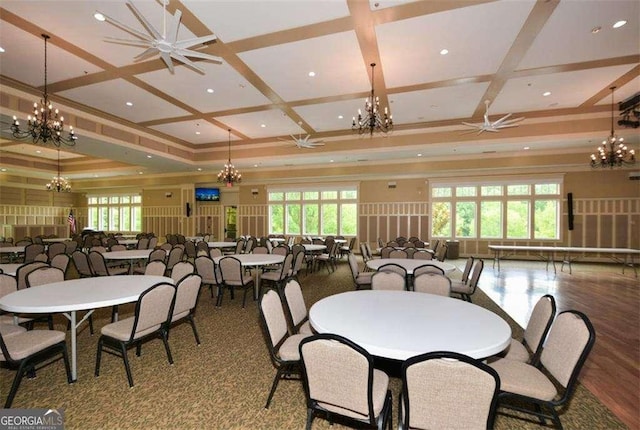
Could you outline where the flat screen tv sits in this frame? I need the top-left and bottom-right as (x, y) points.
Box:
(195, 187), (220, 202)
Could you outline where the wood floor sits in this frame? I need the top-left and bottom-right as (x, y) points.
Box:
(478, 259), (639, 430)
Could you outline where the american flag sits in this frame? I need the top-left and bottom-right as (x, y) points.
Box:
(68, 210), (77, 234)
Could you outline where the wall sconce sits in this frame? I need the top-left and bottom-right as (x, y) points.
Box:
(165, 192), (173, 198)
(251, 188), (259, 199)
(387, 182), (396, 189)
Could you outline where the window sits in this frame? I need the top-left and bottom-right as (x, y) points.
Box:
(431, 178), (561, 240)
(87, 194), (142, 232)
(268, 186), (357, 236)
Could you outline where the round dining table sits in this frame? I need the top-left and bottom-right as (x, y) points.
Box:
(0, 275), (173, 381)
(366, 258), (456, 274)
(309, 290), (511, 361)
(213, 253), (285, 300)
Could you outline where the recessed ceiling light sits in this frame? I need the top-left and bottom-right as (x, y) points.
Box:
(138, 171), (143, 175)
(94, 174), (99, 177)
(338, 115), (343, 119)
(1, 168), (6, 172)
(195, 131), (201, 135)
(417, 153), (423, 157)
(591, 26), (601, 34)
(440, 49), (449, 55)
(524, 146), (530, 150)
(146, 155), (152, 159)
(254, 164), (258, 168)
(308, 71), (316, 77)
(36, 150), (42, 154)
(543, 91), (551, 97)
(125, 101), (133, 107)
(94, 12), (105, 21)
(197, 168), (202, 171)
(613, 20), (627, 29)
(0, 47), (5, 53)
(260, 124), (266, 128)
(330, 159), (334, 163)
(206, 88), (214, 93)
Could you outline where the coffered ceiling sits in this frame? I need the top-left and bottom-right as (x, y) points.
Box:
(0, 0), (638, 183)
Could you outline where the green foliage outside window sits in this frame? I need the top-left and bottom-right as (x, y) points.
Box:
(534, 200), (558, 239)
(455, 202), (476, 237)
(341, 204), (357, 235)
(432, 202), (451, 237)
(322, 204), (338, 235)
(480, 201), (502, 238)
(507, 201), (529, 238)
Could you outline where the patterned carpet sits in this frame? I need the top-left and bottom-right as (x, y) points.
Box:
(0, 258), (626, 429)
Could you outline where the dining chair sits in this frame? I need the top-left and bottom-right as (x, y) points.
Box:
(15, 261), (49, 290)
(282, 278), (313, 335)
(449, 256), (475, 292)
(258, 289), (311, 408)
(412, 273), (451, 296)
(450, 259), (484, 302)
(498, 294), (556, 365)
(412, 263), (445, 277)
(88, 251), (129, 276)
(298, 333), (393, 430)
(348, 253), (373, 290)
(23, 243), (45, 263)
(95, 282), (176, 388)
(64, 240), (78, 255)
(412, 250), (433, 260)
(170, 274), (203, 345)
(72, 251), (94, 278)
(0, 324), (72, 408)
(49, 254), (71, 278)
(389, 249), (408, 259)
(379, 246), (394, 259)
(371, 271), (406, 291)
(261, 253), (294, 296)
(170, 261), (195, 283)
(165, 247), (185, 276)
(195, 256), (221, 299)
(489, 310), (596, 429)
(142, 260), (167, 276)
(218, 256), (254, 308)
(47, 242), (66, 261)
(399, 351), (500, 430)
(435, 243), (448, 262)
(0, 274), (33, 327)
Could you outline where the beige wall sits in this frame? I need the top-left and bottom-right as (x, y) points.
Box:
(2, 169), (638, 257)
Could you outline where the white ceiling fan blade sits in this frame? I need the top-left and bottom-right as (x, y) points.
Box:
(134, 47), (160, 61)
(166, 9), (182, 44)
(484, 128), (500, 132)
(498, 117), (525, 125)
(160, 52), (175, 73)
(100, 14), (154, 42)
(494, 124), (521, 129)
(170, 52), (205, 73)
(104, 37), (151, 48)
(126, 1), (162, 41)
(461, 122), (481, 128)
(492, 113), (513, 126)
(174, 34), (218, 50)
(175, 48), (223, 65)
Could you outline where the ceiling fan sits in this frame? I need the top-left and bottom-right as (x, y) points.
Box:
(461, 100), (525, 134)
(279, 126), (325, 149)
(97, 0), (222, 74)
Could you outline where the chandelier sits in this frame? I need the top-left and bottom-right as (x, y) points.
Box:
(46, 149), (71, 192)
(590, 86), (635, 168)
(217, 129), (241, 187)
(352, 63), (393, 137)
(11, 34), (77, 147)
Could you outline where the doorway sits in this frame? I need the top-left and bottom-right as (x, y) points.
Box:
(224, 206), (237, 240)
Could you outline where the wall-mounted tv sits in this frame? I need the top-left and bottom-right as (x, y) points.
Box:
(195, 187), (220, 202)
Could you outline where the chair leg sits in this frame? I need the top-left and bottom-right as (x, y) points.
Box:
(120, 343), (134, 388)
(188, 315), (201, 345)
(216, 286), (225, 307)
(265, 368), (284, 408)
(161, 330), (174, 364)
(61, 343), (73, 384)
(5, 360), (28, 408)
(305, 409), (315, 430)
(242, 286), (249, 308)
